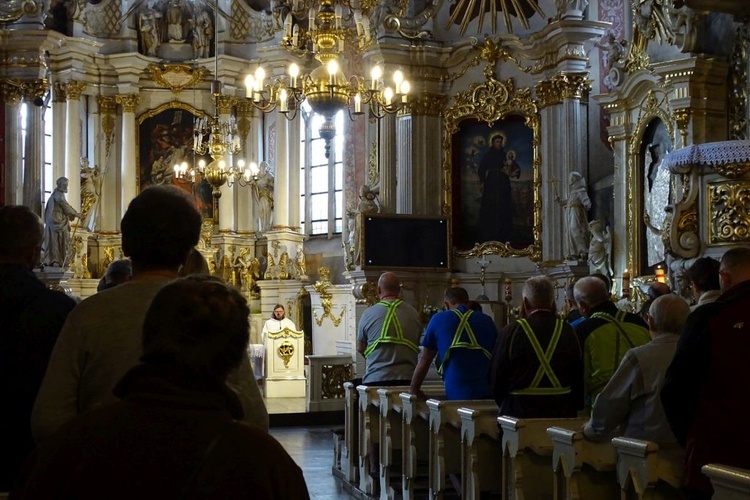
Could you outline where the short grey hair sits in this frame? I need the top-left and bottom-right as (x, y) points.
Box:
(649, 294), (690, 335)
(522, 276), (555, 310)
(573, 276), (609, 309)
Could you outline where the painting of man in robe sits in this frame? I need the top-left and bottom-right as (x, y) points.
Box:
(138, 107), (213, 219)
(453, 116), (534, 250)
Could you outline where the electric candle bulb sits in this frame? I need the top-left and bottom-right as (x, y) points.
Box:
(289, 63), (299, 88)
(400, 80), (410, 102)
(354, 93), (361, 113)
(244, 74), (254, 98)
(327, 59), (338, 86)
(393, 70), (403, 93)
(254, 67), (265, 91)
(280, 88), (288, 113)
(370, 65), (382, 90)
(383, 86), (393, 105)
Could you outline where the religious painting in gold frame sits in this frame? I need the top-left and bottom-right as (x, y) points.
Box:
(443, 73), (541, 260)
(136, 101), (214, 220)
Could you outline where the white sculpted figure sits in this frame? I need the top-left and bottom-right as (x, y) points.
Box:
(254, 163), (274, 232)
(558, 171), (592, 260)
(166, 0), (185, 41)
(191, 8), (212, 58)
(588, 219), (613, 278)
(43, 177), (81, 267)
(80, 159), (102, 232)
(138, 2), (162, 57)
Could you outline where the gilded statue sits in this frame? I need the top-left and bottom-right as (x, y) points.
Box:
(278, 252), (289, 280)
(80, 159), (102, 232)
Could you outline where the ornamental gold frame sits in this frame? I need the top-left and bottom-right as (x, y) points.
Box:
(625, 90), (674, 273)
(442, 71), (542, 260)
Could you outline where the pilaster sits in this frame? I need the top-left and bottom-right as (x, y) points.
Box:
(2, 80), (24, 206)
(64, 80), (87, 214)
(22, 79), (49, 214)
(97, 96), (119, 233)
(115, 93), (142, 222)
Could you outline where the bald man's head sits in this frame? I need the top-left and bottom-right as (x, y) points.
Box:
(378, 272), (401, 298)
(574, 276), (610, 317)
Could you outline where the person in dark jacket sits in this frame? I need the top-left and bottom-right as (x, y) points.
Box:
(489, 276), (583, 418)
(12, 277), (309, 500)
(0, 205), (76, 492)
(662, 247), (750, 500)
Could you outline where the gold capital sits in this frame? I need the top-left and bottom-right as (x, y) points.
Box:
(0, 79), (24, 105)
(216, 95), (236, 115)
(535, 73), (590, 109)
(64, 80), (87, 101)
(21, 79), (50, 102)
(52, 81), (67, 102)
(97, 95), (117, 114)
(115, 93), (142, 113)
(235, 99), (254, 116)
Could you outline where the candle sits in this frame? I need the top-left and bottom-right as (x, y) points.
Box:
(655, 266), (666, 283)
(279, 88), (288, 113)
(354, 93), (361, 114)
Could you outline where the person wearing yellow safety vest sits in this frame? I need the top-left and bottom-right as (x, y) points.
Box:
(356, 272), (423, 385)
(409, 287), (497, 400)
(573, 276), (650, 406)
(489, 276), (583, 418)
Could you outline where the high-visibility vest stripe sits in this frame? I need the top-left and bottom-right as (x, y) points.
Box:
(509, 318), (571, 396)
(437, 309), (491, 376)
(363, 299), (419, 357)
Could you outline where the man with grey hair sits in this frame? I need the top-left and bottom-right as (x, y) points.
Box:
(662, 247), (750, 499)
(0, 205), (76, 490)
(574, 276), (649, 405)
(489, 276), (583, 417)
(584, 294), (689, 443)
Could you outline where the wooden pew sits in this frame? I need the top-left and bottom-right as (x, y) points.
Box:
(547, 426), (619, 500)
(702, 464), (750, 500)
(337, 381), (359, 483)
(458, 405), (503, 499)
(498, 416), (586, 500)
(378, 385), (445, 500)
(401, 392), (433, 500)
(427, 399), (497, 499)
(612, 437), (683, 499)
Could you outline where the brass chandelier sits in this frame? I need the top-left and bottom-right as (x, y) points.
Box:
(244, 0), (410, 157)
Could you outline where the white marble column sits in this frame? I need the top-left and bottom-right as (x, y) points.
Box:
(97, 96), (118, 233)
(273, 113), (290, 229)
(22, 80), (48, 215)
(236, 100), (255, 233)
(396, 114), (412, 214)
(115, 94), (141, 221)
(64, 81), (87, 213)
(378, 113), (397, 213)
(52, 83), (67, 182)
(287, 112), (301, 230)
(218, 96), (236, 233)
(3, 84), (23, 206)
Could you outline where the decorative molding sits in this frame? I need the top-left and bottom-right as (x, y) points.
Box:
(321, 364), (353, 399)
(0, 80), (24, 105)
(216, 95), (236, 115)
(81, 0), (122, 37)
(444, 36), (530, 83)
(673, 108), (690, 147)
(115, 93), (142, 113)
(64, 81), (87, 101)
(52, 81), (67, 102)
(709, 181), (750, 244)
(713, 161), (750, 180)
(729, 23), (749, 140)
(408, 92), (446, 117)
(535, 73), (591, 108)
(147, 64), (207, 94)
(0, 0), (42, 22)
(98, 96), (117, 160)
(21, 78), (49, 101)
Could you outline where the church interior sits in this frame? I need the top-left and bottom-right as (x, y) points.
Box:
(2, 0), (750, 496)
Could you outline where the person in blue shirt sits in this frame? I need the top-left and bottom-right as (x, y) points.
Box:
(410, 287), (497, 400)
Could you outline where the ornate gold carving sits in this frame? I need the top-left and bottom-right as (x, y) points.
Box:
(216, 95), (236, 115)
(147, 64), (207, 94)
(676, 202), (698, 249)
(713, 162), (750, 179)
(625, 89), (674, 272)
(674, 108), (690, 147)
(535, 73), (590, 109)
(268, 327), (304, 339)
(21, 78), (49, 101)
(71, 236), (91, 279)
(136, 100), (205, 124)
(0, 80), (24, 105)
(443, 66), (541, 260)
(312, 266), (345, 327)
(98, 96), (117, 160)
(729, 23), (749, 140)
(99, 245), (115, 278)
(321, 364), (353, 399)
(115, 93), (142, 113)
(52, 81), (67, 102)
(0, 0), (41, 22)
(277, 341), (295, 368)
(445, 36), (530, 83)
(709, 181), (750, 244)
(408, 92), (446, 117)
(64, 81), (87, 101)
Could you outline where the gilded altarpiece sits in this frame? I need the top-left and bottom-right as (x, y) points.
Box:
(443, 66), (542, 261)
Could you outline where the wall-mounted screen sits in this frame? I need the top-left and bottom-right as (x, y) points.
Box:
(361, 214), (450, 270)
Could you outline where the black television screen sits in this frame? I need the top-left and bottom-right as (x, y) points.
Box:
(361, 215), (450, 270)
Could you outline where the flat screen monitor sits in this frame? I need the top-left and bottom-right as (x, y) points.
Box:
(361, 214), (450, 270)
